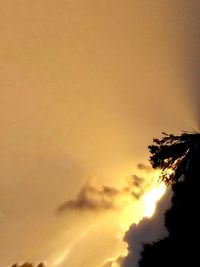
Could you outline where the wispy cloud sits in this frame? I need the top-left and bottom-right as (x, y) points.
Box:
(57, 171), (147, 213)
(137, 163), (152, 173)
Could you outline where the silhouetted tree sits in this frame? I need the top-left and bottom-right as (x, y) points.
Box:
(139, 131), (200, 267)
(148, 131), (200, 184)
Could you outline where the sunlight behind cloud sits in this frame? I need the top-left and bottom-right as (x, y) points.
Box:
(100, 170), (167, 267)
(0, 1), (199, 266)
(48, 168), (165, 267)
(143, 182), (166, 218)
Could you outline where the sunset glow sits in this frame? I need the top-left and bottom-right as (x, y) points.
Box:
(143, 182), (166, 218)
(0, 1), (199, 267)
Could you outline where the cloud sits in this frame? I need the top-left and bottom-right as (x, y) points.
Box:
(137, 163), (153, 173)
(102, 255), (124, 267)
(57, 173), (146, 213)
(120, 189), (172, 267)
(99, 189), (172, 267)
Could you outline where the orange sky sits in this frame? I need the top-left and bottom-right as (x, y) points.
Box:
(0, 1), (199, 267)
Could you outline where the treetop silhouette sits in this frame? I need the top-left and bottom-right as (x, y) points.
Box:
(148, 131), (200, 185)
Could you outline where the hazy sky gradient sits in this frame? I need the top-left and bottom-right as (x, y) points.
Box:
(0, 1), (199, 266)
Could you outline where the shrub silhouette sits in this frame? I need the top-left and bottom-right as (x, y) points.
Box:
(10, 263), (45, 267)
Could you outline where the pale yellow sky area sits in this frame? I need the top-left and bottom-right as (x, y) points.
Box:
(0, 1), (199, 267)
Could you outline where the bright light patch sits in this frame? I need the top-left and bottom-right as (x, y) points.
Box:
(49, 224), (95, 267)
(143, 182), (166, 218)
(50, 171), (167, 267)
(52, 249), (70, 266)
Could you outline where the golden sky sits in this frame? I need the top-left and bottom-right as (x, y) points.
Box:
(0, 1), (199, 267)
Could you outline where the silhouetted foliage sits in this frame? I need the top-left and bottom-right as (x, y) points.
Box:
(148, 131), (200, 184)
(139, 131), (200, 267)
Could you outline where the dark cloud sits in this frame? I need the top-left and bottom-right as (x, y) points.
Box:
(57, 174), (146, 213)
(121, 189), (172, 267)
(99, 190), (172, 267)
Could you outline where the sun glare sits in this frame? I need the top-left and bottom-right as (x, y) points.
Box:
(143, 182), (166, 218)
(51, 171), (167, 267)
(101, 172), (167, 267)
(117, 170), (167, 232)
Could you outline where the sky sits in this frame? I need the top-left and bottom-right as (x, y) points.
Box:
(0, 1), (200, 267)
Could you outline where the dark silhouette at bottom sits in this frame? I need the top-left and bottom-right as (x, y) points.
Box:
(10, 262), (45, 267)
(139, 132), (200, 266)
